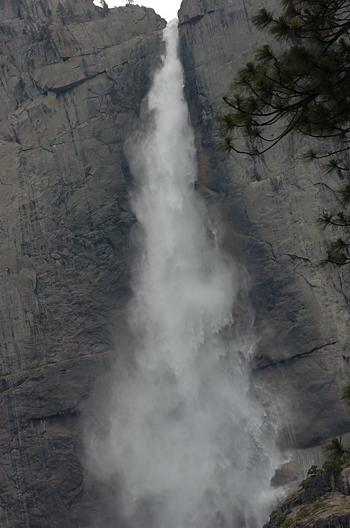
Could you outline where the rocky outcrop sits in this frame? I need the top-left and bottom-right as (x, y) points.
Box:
(265, 463), (350, 528)
(178, 0), (350, 448)
(0, 1), (165, 526)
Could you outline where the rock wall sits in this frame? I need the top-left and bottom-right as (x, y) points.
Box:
(0, 1), (165, 525)
(178, 0), (350, 448)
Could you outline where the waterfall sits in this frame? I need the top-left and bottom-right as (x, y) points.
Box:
(87, 20), (282, 528)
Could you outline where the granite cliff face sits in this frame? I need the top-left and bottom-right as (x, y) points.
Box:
(0, 0), (165, 525)
(178, 0), (350, 448)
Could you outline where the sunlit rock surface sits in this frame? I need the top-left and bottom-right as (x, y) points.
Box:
(0, 0), (165, 525)
(178, 0), (350, 447)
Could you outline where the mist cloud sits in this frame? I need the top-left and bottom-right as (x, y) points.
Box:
(85, 21), (282, 528)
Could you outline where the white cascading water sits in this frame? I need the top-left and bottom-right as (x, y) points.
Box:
(87, 21), (282, 528)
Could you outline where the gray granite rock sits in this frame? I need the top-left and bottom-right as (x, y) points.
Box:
(0, 1), (165, 525)
(337, 467), (350, 496)
(178, 0), (350, 448)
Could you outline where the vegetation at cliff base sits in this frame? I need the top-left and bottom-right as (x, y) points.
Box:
(223, 0), (350, 266)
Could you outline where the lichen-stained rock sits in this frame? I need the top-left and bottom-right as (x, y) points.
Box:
(0, 1), (165, 525)
(178, 0), (350, 448)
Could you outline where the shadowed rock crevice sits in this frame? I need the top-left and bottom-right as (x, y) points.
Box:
(254, 341), (338, 371)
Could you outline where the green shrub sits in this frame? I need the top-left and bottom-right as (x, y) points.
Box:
(276, 513), (287, 526)
(281, 518), (294, 528)
(295, 507), (310, 520)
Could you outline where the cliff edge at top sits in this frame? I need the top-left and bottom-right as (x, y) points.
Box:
(0, 0), (97, 19)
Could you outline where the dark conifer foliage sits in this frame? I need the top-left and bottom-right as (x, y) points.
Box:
(99, 0), (109, 13)
(223, 0), (350, 265)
